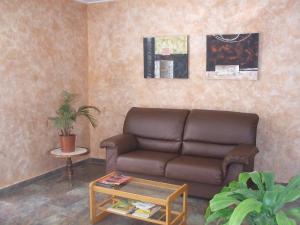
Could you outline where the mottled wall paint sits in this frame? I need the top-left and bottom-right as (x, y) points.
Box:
(88, 0), (300, 183)
(0, 0), (89, 188)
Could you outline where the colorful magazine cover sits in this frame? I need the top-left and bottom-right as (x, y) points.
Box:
(97, 174), (131, 186)
(107, 199), (135, 215)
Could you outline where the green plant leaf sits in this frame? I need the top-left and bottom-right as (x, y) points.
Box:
(285, 207), (300, 221)
(61, 90), (78, 104)
(263, 190), (279, 209)
(77, 105), (100, 128)
(238, 173), (251, 188)
(204, 205), (212, 220)
(286, 175), (300, 190)
(209, 196), (240, 211)
(273, 184), (285, 192)
(228, 198), (262, 225)
(233, 189), (260, 200)
(207, 172), (300, 225)
(283, 189), (300, 204)
(49, 91), (101, 135)
(281, 175), (300, 205)
(222, 181), (239, 192)
(247, 212), (274, 225)
(275, 211), (296, 225)
(48, 91), (80, 135)
(205, 208), (233, 225)
(211, 191), (234, 199)
(275, 176), (300, 210)
(249, 171), (264, 191)
(261, 172), (275, 191)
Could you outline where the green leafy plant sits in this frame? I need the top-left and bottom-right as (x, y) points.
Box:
(205, 171), (300, 225)
(49, 91), (100, 136)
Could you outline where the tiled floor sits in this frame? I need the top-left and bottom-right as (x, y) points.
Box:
(0, 161), (208, 225)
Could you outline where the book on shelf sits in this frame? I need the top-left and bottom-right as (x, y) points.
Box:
(106, 199), (162, 218)
(131, 201), (161, 219)
(96, 174), (131, 188)
(107, 199), (135, 215)
(132, 206), (161, 218)
(132, 201), (156, 210)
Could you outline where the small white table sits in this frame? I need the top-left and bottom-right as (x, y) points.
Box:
(49, 147), (89, 184)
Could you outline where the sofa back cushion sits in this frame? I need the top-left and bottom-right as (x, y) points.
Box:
(182, 109), (259, 158)
(182, 142), (237, 158)
(124, 107), (189, 153)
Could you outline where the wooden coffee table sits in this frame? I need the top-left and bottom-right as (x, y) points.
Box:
(89, 172), (188, 225)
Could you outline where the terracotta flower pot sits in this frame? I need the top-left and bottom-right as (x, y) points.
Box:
(60, 135), (76, 152)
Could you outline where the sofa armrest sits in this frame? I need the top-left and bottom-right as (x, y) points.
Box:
(100, 134), (137, 173)
(100, 134), (137, 155)
(222, 144), (258, 176)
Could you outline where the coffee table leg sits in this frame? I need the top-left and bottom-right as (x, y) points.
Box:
(89, 184), (96, 224)
(89, 183), (110, 224)
(182, 185), (188, 225)
(66, 157), (73, 185)
(166, 201), (171, 225)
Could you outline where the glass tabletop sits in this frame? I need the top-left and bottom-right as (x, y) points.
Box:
(118, 179), (176, 200)
(93, 172), (182, 201)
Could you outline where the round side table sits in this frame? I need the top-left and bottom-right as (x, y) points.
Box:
(49, 147), (89, 185)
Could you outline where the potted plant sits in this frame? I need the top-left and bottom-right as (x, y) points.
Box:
(205, 171), (300, 225)
(49, 91), (100, 152)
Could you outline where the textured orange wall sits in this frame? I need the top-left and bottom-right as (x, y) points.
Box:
(0, 0), (89, 188)
(88, 0), (300, 183)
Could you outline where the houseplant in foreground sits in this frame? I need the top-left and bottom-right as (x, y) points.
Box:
(205, 171), (300, 225)
(49, 91), (100, 152)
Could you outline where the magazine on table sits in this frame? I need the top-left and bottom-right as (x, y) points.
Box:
(96, 174), (132, 187)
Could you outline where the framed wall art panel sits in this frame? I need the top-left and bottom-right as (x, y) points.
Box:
(206, 33), (259, 80)
(144, 35), (188, 79)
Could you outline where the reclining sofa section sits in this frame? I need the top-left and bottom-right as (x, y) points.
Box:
(101, 107), (259, 199)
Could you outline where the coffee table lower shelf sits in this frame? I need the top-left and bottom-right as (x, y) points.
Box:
(89, 172), (188, 225)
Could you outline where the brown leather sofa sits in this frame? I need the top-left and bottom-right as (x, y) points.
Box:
(100, 107), (259, 198)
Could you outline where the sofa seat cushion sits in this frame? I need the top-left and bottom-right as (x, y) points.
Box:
(117, 150), (178, 176)
(165, 156), (223, 185)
